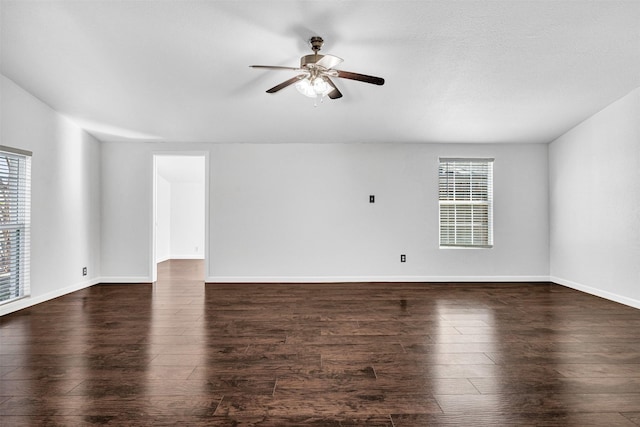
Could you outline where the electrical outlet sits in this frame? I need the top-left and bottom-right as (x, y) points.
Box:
(82, 267), (87, 276)
(400, 254), (406, 263)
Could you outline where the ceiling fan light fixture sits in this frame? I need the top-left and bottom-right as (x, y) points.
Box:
(295, 76), (331, 98)
(295, 78), (315, 97)
(251, 36), (384, 101)
(312, 77), (330, 95)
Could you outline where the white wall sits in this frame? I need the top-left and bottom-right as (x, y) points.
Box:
(550, 88), (640, 308)
(5, 70), (637, 312)
(170, 181), (204, 259)
(101, 142), (152, 282)
(100, 141), (549, 282)
(210, 143), (549, 281)
(155, 174), (171, 263)
(0, 75), (101, 315)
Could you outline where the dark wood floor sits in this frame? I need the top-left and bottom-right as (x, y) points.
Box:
(2, 260), (640, 426)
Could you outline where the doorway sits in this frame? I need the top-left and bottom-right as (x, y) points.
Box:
(152, 153), (208, 282)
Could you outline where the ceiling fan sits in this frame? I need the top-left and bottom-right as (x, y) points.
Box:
(250, 36), (384, 100)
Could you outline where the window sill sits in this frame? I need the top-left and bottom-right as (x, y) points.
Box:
(439, 245), (493, 249)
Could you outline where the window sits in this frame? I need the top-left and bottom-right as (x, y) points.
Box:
(439, 158), (493, 248)
(0, 146), (31, 305)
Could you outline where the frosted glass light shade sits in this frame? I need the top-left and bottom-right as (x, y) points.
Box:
(312, 78), (329, 94)
(295, 77), (331, 98)
(295, 79), (316, 98)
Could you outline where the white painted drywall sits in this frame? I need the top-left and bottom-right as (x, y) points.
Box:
(208, 143), (549, 281)
(100, 142), (152, 282)
(155, 174), (171, 263)
(100, 141), (549, 282)
(550, 88), (640, 308)
(170, 181), (205, 259)
(0, 74), (102, 315)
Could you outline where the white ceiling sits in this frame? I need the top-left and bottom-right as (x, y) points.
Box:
(2, 1), (639, 145)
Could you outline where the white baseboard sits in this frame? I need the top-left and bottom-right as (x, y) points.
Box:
(205, 275), (550, 283)
(550, 276), (640, 310)
(0, 277), (100, 316)
(98, 276), (153, 284)
(170, 254), (205, 260)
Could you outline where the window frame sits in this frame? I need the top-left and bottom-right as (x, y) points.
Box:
(0, 145), (32, 305)
(438, 157), (494, 249)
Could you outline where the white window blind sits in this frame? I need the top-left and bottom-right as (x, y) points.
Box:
(439, 158), (493, 248)
(0, 146), (31, 305)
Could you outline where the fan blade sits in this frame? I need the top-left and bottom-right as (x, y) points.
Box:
(336, 70), (385, 85)
(251, 65), (303, 71)
(266, 74), (306, 93)
(325, 77), (343, 99)
(315, 54), (343, 70)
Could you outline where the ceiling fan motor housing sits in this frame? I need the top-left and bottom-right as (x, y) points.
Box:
(301, 54), (325, 68)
